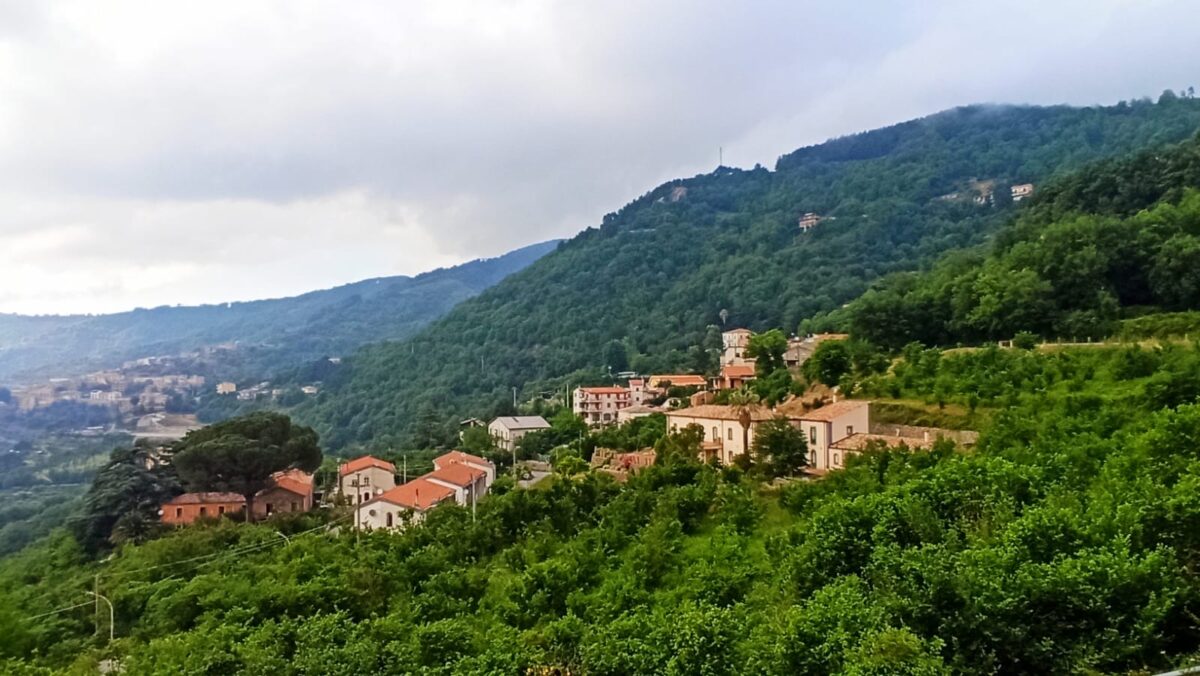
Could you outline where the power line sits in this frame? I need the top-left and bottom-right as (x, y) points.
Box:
(25, 600), (93, 621)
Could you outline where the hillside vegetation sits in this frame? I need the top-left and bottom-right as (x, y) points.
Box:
(846, 134), (1200, 347)
(0, 241), (558, 382)
(7, 342), (1200, 673)
(298, 96), (1200, 449)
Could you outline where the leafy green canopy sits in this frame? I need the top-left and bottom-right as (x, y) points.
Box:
(172, 412), (322, 514)
(848, 133), (1200, 348)
(297, 98), (1200, 450)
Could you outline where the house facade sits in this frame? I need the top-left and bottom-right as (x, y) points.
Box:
(794, 400), (871, 471)
(338, 455), (397, 505)
(488, 416), (551, 452)
(573, 386), (632, 426)
(424, 462), (488, 507)
(434, 450), (496, 489)
(252, 469), (314, 519)
(665, 404), (775, 464)
(722, 328), (753, 365)
(161, 492), (245, 524)
(717, 363), (756, 390)
(357, 478), (455, 530)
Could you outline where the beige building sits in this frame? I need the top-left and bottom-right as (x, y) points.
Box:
(216, 382), (237, 395)
(1011, 183), (1035, 202)
(488, 416), (551, 453)
(721, 328), (753, 365)
(665, 404), (776, 465)
(794, 400), (871, 471)
(338, 455), (397, 505)
(573, 386), (631, 426)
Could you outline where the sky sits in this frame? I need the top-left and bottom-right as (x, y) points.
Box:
(1, 0), (1198, 315)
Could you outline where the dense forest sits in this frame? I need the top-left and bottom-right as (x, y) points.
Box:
(8, 340), (1200, 673)
(845, 133), (1200, 348)
(297, 95), (1200, 450)
(0, 241), (558, 382)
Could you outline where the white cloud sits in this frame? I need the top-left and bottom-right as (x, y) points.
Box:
(0, 0), (1197, 313)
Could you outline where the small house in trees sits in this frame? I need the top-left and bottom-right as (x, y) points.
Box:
(434, 450), (496, 489)
(252, 469), (314, 519)
(487, 416), (551, 453)
(716, 363), (757, 390)
(1011, 183), (1035, 201)
(357, 478), (455, 530)
(646, 374), (708, 390)
(338, 455), (397, 505)
(161, 492), (245, 524)
(798, 212), (823, 232)
(791, 399), (870, 472)
(423, 462), (488, 507)
(665, 404), (775, 464)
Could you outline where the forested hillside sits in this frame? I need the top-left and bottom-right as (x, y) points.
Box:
(0, 241), (557, 381)
(845, 133), (1200, 348)
(299, 96), (1200, 449)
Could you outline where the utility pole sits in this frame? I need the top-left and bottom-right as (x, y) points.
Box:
(403, 454), (407, 484)
(88, 590), (114, 644)
(512, 387), (517, 408)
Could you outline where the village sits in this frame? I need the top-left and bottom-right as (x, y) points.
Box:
(158, 327), (977, 534)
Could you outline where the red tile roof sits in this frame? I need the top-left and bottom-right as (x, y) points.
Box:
(667, 404), (776, 422)
(371, 478), (455, 511)
(424, 462), (485, 487)
(648, 374), (708, 388)
(796, 399), (869, 422)
(165, 492), (246, 505)
(436, 450), (493, 469)
(721, 364), (756, 378)
(339, 455), (396, 476)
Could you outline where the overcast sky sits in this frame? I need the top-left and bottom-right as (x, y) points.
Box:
(1, 0), (1197, 315)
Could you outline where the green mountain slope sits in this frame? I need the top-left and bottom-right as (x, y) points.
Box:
(298, 96), (1200, 450)
(845, 133), (1200, 348)
(0, 240), (559, 381)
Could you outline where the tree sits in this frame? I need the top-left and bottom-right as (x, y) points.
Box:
(460, 425), (495, 455)
(727, 389), (761, 461)
(804, 340), (852, 386)
(171, 412), (322, 521)
(751, 416), (808, 477)
(602, 340), (629, 373)
(746, 329), (788, 376)
(70, 444), (180, 553)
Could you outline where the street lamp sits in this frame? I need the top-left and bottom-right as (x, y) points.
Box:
(88, 590), (114, 643)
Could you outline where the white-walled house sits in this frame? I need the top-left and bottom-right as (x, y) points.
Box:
(665, 404), (776, 465)
(338, 455), (397, 505)
(794, 400), (870, 471)
(434, 450), (496, 489)
(424, 462), (488, 507)
(722, 328), (753, 365)
(488, 416), (551, 452)
(356, 478), (455, 530)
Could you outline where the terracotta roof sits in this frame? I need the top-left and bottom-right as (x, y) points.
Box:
(647, 374), (708, 388)
(339, 455), (396, 476)
(831, 433), (933, 452)
(166, 492), (246, 505)
(667, 404), (776, 422)
(436, 450), (493, 469)
(425, 462), (485, 487)
(578, 386), (629, 395)
(264, 474), (312, 497)
(271, 468), (314, 485)
(721, 364), (756, 378)
(628, 379), (645, 386)
(795, 399), (870, 422)
(725, 328), (753, 334)
(369, 478), (455, 511)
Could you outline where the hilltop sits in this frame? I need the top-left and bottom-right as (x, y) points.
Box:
(0, 240), (559, 382)
(297, 96), (1200, 450)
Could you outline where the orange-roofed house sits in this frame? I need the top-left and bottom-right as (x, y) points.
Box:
(253, 469), (315, 519)
(573, 386), (632, 426)
(423, 462), (488, 507)
(646, 374), (708, 390)
(717, 363), (757, 390)
(161, 492), (245, 525)
(434, 450), (496, 488)
(792, 400), (871, 472)
(338, 455), (397, 505)
(357, 478), (456, 530)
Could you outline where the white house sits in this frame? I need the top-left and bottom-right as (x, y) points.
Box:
(338, 455), (397, 505)
(573, 386), (632, 426)
(793, 400), (870, 471)
(434, 450), (496, 489)
(665, 404), (776, 465)
(424, 462), (488, 508)
(488, 416), (551, 453)
(356, 478), (455, 530)
(722, 328), (753, 365)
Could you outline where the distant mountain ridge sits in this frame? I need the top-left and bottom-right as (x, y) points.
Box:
(294, 97), (1200, 450)
(0, 240), (560, 381)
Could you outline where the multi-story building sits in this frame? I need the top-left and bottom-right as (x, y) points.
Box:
(665, 404), (775, 465)
(793, 400), (871, 471)
(338, 455), (397, 505)
(573, 386), (631, 426)
(722, 328), (753, 365)
(488, 416), (551, 453)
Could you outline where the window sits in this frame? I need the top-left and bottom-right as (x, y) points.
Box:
(291, 501), (299, 512)
(833, 453), (841, 467)
(362, 492), (370, 503)
(809, 427), (817, 444)
(199, 507), (207, 517)
(386, 513), (394, 528)
(266, 503), (274, 515)
(846, 425), (853, 436)
(727, 428), (733, 441)
(712, 426), (718, 440)
(175, 507), (182, 518)
(809, 450), (816, 464)
(218, 506), (225, 515)
(362, 476), (370, 485)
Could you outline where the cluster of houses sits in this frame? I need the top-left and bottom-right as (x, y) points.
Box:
(162, 468), (315, 524)
(339, 450), (495, 530)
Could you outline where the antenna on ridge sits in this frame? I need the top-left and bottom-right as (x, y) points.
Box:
(719, 146), (723, 167)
